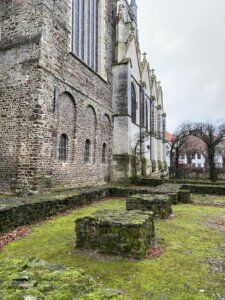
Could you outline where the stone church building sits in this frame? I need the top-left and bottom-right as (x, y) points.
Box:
(0, 0), (166, 193)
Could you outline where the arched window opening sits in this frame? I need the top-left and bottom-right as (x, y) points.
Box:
(59, 134), (68, 162)
(84, 139), (91, 163)
(102, 143), (107, 163)
(131, 83), (136, 124)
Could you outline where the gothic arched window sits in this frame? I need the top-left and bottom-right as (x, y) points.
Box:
(59, 134), (68, 162)
(84, 139), (91, 162)
(102, 143), (107, 163)
(72, 0), (99, 71)
(131, 83), (136, 124)
(145, 102), (148, 131)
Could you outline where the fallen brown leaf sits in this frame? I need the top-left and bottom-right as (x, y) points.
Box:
(0, 227), (30, 252)
(145, 245), (162, 259)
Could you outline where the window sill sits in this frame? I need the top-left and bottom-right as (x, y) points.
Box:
(84, 162), (93, 165)
(69, 52), (108, 83)
(59, 161), (69, 166)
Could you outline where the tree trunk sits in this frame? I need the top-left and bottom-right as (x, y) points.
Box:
(175, 148), (179, 177)
(223, 156), (225, 168)
(208, 148), (217, 182)
(187, 154), (192, 165)
(169, 149), (174, 176)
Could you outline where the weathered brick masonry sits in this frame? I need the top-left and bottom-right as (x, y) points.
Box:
(0, 0), (114, 193)
(0, 0), (167, 194)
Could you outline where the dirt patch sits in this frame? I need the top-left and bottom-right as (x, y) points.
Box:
(205, 216), (225, 232)
(207, 257), (225, 273)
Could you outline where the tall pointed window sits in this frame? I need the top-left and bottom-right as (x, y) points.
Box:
(145, 102), (148, 131)
(131, 83), (136, 124)
(157, 113), (161, 137)
(72, 0), (99, 72)
(150, 102), (155, 134)
(162, 118), (166, 139)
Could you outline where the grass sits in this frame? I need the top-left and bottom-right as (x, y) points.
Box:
(0, 198), (225, 299)
(192, 194), (225, 204)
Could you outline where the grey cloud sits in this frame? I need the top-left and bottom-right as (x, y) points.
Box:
(137, 0), (225, 132)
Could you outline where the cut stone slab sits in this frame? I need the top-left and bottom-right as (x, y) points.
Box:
(75, 210), (155, 259)
(126, 194), (172, 219)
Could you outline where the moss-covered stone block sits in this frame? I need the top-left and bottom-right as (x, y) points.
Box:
(168, 192), (178, 205)
(75, 210), (155, 259)
(178, 189), (191, 203)
(126, 194), (172, 219)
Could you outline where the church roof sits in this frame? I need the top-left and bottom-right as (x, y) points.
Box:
(165, 131), (175, 142)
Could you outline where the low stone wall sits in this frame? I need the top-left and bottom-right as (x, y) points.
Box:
(110, 186), (179, 204)
(0, 185), (185, 234)
(181, 184), (225, 195)
(2, 181), (218, 235)
(75, 210), (155, 259)
(130, 178), (163, 187)
(168, 179), (225, 186)
(126, 194), (172, 219)
(0, 188), (110, 234)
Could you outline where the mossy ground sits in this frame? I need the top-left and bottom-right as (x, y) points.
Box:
(1, 198), (225, 299)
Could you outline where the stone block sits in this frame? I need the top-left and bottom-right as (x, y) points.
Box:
(168, 193), (178, 205)
(178, 189), (191, 203)
(126, 194), (172, 219)
(75, 210), (155, 259)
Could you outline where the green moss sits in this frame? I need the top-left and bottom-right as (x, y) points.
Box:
(0, 257), (123, 299)
(163, 161), (168, 170)
(152, 160), (157, 173)
(1, 199), (225, 299)
(141, 157), (147, 176)
(130, 154), (137, 177)
(158, 160), (163, 171)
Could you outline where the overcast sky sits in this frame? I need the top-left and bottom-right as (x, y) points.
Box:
(137, 0), (225, 133)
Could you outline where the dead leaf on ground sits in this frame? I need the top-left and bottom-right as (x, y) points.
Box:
(0, 227), (29, 252)
(145, 245), (162, 259)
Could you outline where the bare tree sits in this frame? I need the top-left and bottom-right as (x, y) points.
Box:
(216, 141), (225, 168)
(180, 135), (207, 166)
(189, 122), (225, 182)
(165, 123), (190, 176)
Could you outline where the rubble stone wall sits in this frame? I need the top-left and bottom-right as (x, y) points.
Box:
(0, 0), (114, 192)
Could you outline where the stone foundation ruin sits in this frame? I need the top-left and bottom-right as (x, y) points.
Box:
(75, 209), (155, 259)
(126, 194), (172, 219)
